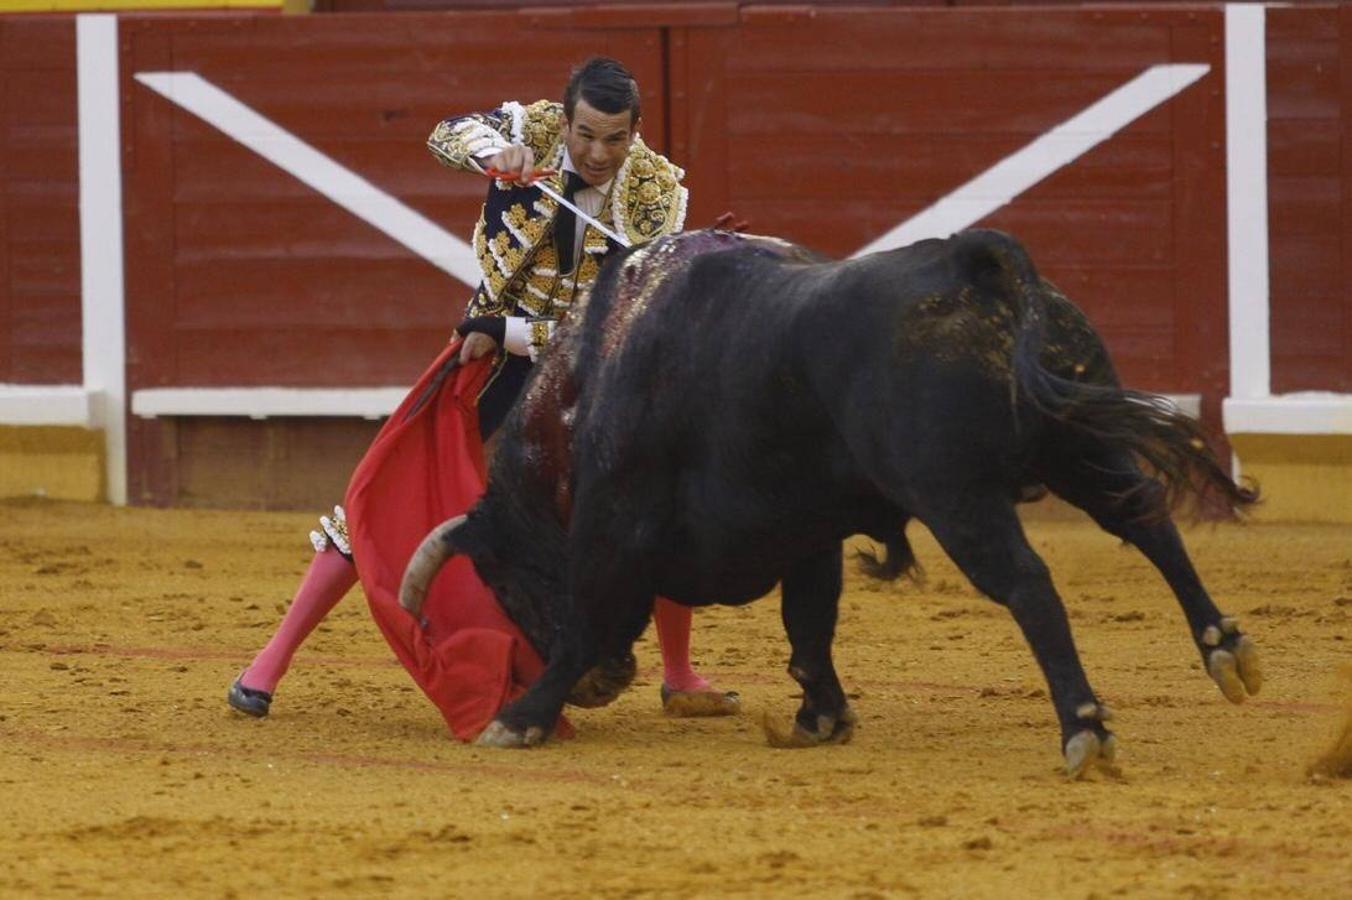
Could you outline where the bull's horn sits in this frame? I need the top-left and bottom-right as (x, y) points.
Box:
(399, 515), (467, 618)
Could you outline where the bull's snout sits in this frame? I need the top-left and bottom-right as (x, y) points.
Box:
(398, 514), (467, 618)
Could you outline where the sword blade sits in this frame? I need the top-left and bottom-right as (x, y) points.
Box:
(532, 178), (632, 249)
(476, 161), (632, 248)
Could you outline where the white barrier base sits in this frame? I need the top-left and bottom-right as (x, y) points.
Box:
(1223, 393), (1352, 435)
(0, 385), (100, 427)
(131, 387), (411, 421)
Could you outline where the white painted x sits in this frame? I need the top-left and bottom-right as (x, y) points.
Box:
(137, 65), (1209, 285)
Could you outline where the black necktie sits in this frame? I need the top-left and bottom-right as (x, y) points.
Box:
(554, 172), (587, 276)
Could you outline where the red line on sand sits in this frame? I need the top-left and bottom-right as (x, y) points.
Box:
(41, 644), (398, 668)
(1036, 820), (1344, 865)
(32, 648), (1340, 713)
(0, 727), (607, 785)
(707, 670), (1340, 712)
(1249, 699), (1342, 715)
(36, 646), (982, 696)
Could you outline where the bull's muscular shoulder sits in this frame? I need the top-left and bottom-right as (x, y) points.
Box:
(612, 138), (689, 245)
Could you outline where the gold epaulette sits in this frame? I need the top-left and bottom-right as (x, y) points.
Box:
(518, 100), (566, 167)
(612, 138), (688, 245)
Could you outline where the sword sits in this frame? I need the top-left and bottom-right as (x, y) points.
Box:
(478, 163), (632, 248)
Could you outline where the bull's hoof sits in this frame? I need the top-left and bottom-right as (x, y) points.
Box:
(1064, 730), (1119, 779)
(474, 720), (548, 748)
(567, 656), (637, 708)
(660, 685), (741, 718)
(1202, 618), (1261, 703)
(1063, 701), (1119, 779)
(762, 707), (856, 749)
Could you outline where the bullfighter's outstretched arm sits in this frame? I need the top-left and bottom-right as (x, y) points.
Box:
(426, 99), (563, 178)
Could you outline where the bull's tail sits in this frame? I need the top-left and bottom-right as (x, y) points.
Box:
(958, 229), (1258, 519)
(1021, 376), (1258, 518)
(856, 528), (922, 582)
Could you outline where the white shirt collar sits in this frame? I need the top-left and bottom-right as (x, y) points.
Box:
(561, 148), (612, 195)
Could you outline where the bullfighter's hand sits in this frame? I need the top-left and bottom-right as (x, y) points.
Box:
(485, 144), (537, 183)
(459, 330), (499, 364)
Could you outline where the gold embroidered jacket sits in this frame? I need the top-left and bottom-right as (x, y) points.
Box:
(428, 99), (688, 357)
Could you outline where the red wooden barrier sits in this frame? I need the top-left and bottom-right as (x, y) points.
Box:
(669, 4), (1228, 412)
(117, 10), (669, 502)
(1267, 4), (1352, 394)
(2, 4), (1348, 506)
(0, 16), (81, 385)
(120, 11), (667, 391)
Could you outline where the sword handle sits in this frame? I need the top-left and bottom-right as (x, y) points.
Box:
(482, 165), (557, 184)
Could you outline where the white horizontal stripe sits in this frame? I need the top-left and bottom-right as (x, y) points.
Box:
(1223, 394), (1352, 435)
(1162, 394), (1201, 420)
(131, 387), (411, 421)
(135, 71), (480, 287)
(0, 386), (98, 427)
(124, 388), (1201, 427)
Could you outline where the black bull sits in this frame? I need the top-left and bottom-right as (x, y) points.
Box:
(400, 227), (1261, 775)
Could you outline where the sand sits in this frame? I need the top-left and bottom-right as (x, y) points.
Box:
(2, 498), (1350, 897)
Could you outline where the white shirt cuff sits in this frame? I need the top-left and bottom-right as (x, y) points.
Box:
(503, 316), (530, 356)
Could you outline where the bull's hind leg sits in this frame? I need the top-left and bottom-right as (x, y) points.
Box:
(765, 545), (856, 748)
(1041, 448), (1261, 704)
(920, 498), (1116, 777)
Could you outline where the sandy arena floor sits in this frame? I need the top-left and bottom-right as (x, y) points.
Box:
(1, 498), (1349, 897)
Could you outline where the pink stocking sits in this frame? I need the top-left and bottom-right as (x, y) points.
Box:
(239, 548), (358, 694)
(652, 596), (712, 692)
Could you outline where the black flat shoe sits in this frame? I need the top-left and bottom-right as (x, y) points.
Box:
(228, 676), (272, 718)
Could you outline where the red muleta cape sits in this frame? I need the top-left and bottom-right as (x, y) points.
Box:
(344, 340), (571, 741)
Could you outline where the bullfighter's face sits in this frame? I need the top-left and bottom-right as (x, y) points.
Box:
(564, 97), (637, 188)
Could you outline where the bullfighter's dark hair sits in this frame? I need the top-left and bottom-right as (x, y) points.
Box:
(563, 56), (641, 126)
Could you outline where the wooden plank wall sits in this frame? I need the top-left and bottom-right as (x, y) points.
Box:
(118, 10), (666, 503)
(673, 5), (1228, 412)
(0, 16), (81, 385)
(316, 0), (1236, 12)
(120, 12), (665, 390)
(2, 4), (1347, 506)
(1267, 4), (1350, 394)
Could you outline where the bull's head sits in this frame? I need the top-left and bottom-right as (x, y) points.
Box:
(398, 511), (556, 655)
(399, 511), (635, 708)
(398, 514), (466, 620)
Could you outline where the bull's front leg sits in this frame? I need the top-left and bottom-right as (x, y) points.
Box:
(477, 624), (598, 747)
(479, 527), (656, 747)
(765, 545), (856, 748)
